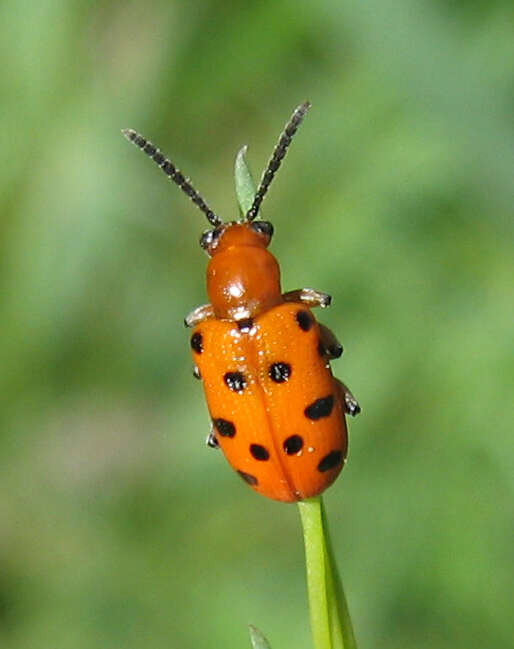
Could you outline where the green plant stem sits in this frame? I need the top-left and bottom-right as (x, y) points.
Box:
(298, 497), (357, 649)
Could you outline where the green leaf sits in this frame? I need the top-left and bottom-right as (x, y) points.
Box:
(248, 624), (272, 649)
(234, 145), (257, 217)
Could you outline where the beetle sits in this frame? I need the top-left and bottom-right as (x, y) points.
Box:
(123, 102), (359, 502)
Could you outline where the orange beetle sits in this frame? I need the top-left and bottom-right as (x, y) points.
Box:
(123, 103), (360, 502)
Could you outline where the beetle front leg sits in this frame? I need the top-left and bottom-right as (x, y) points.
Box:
(335, 378), (361, 417)
(184, 303), (215, 328)
(282, 287), (331, 308)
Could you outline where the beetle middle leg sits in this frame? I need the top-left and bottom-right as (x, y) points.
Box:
(318, 323), (343, 359)
(282, 287), (331, 308)
(184, 303), (215, 328)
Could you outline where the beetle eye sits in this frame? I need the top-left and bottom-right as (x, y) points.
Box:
(200, 230), (214, 250)
(200, 227), (223, 252)
(250, 221), (274, 239)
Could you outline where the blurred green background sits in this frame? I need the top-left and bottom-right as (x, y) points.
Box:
(1, 1), (513, 648)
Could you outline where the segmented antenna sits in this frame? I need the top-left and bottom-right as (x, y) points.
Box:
(246, 101), (311, 222)
(122, 129), (222, 227)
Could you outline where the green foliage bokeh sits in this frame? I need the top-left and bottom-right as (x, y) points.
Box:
(1, 1), (513, 648)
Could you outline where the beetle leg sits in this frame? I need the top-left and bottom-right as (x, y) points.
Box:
(184, 303), (215, 328)
(282, 288), (331, 308)
(335, 378), (361, 417)
(206, 427), (219, 449)
(318, 323), (343, 359)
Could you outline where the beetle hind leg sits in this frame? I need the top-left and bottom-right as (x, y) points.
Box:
(206, 428), (219, 449)
(335, 378), (361, 416)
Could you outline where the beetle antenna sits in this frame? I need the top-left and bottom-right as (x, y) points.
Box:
(122, 129), (222, 227)
(246, 101), (311, 222)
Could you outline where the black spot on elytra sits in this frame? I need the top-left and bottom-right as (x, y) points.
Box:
(317, 450), (343, 472)
(237, 470), (258, 486)
(237, 318), (254, 332)
(212, 418), (236, 438)
(224, 371), (247, 392)
(190, 332), (203, 354)
(193, 366), (201, 380)
(250, 444), (270, 461)
(304, 395), (334, 420)
(269, 362), (291, 383)
(296, 310), (314, 331)
(283, 435), (304, 455)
